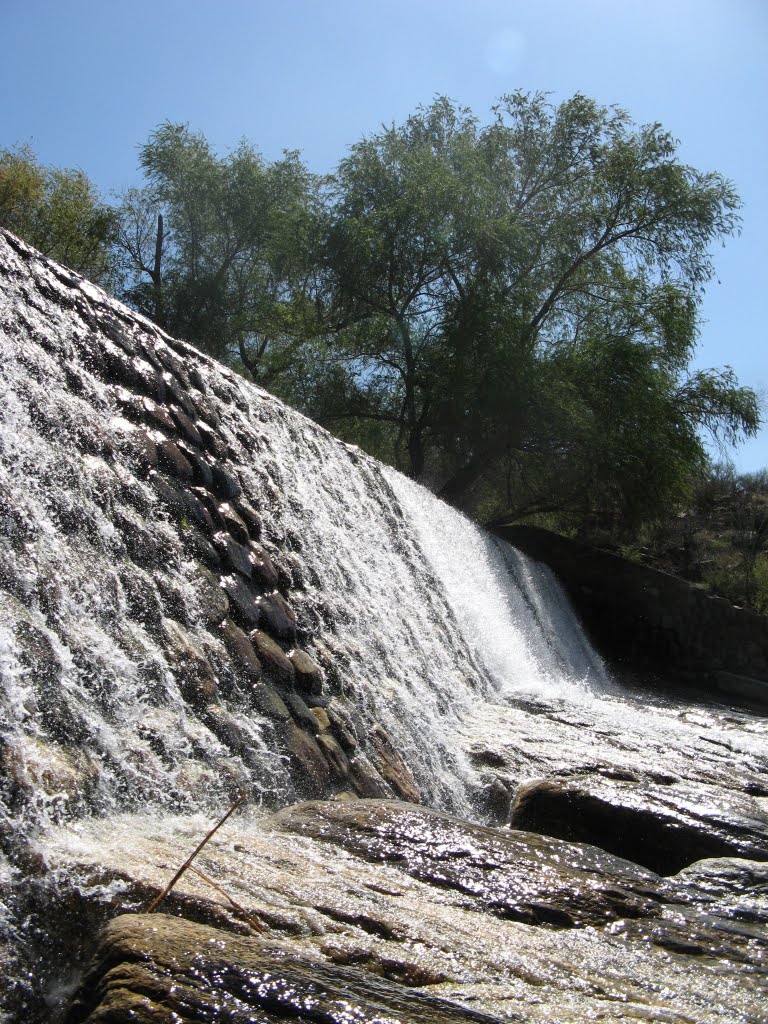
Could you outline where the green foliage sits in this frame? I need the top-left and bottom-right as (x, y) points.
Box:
(0, 144), (115, 283)
(4, 96), (760, 548)
(115, 124), (325, 384)
(312, 92), (755, 530)
(632, 462), (768, 613)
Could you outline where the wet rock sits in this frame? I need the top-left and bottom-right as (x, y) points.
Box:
(309, 707), (331, 732)
(509, 776), (768, 875)
(281, 722), (331, 796)
(213, 531), (254, 578)
(271, 800), (680, 930)
(170, 406), (203, 446)
(256, 590), (297, 640)
(348, 752), (396, 798)
(220, 575), (261, 630)
(249, 541), (279, 589)
(141, 396), (176, 432)
(218, 502), (250, 544)
(289, 649), (324, 695)
(249, 629), (295, 686)
(209, 461), (241, 500)
(64, 914), (502, 1024)
(327, 701), (360, 752)
(368, 724), (421, 803)
(162, 619), (219, 710)
(219, 619), (262, 682)
(283, 691), (316, 730)
(234, 498), (262, 538)
(190, 566), (229, 627)
(317, 733), (351, 780)
(177, 443), (214, 488)
(156, 439), (194, 481)
(195, 418), (228, 458)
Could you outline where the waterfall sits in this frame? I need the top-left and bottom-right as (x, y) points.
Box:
(0, 228), (607, 852)
(386, 471), (611, 698)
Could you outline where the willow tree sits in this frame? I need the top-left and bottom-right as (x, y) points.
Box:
(0, 145), (115, 284)
(115, 123), (325, 387)
(317, 93), (757, 525)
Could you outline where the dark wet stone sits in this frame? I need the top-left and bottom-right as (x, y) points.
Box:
(214, 532), (254, 579)
(141, 397), (176, 433)
(150, 476), (210, 533)
(249, 542), (279, 589)
(119, 429), (157, 474)
(177, 444), (214, 488)
(189, 487), (225, 531)
(233, 498), (262, 539)
(368, 724), (421, 804)
(219, 619), (262, 683)
(218, 502), (250, 545)
(317, 732), (351, 780)
(191, 566), (229, 627)
(220, 575), (261, 630)
(188, 365), (207, 393)
(209, 462), (241, 500)
(281, 722), (331, 797)
(195, 419), (228, 459)
(257, 591), (297, 640)
(162, 619), (219, 710)
(64, 914), (503, 1024)
(509, 776), (768, 875)
(156, 439), (194, 481)
(170, 406), (203, 446)
(249, 629), (295, 685)
(289, 649), (324, 696)
(181, 527), (221, 570)
(115, 508), (169, 569)
(102, 345), (139, 389)
(284, 692), (316, 730)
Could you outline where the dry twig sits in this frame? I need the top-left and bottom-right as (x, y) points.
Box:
(145, 790), (247, 914)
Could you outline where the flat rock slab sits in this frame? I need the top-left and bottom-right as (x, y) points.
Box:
(49, 800), (768, 1024)
(65, 914), (503, 1024)
(269, 798), (681, 928)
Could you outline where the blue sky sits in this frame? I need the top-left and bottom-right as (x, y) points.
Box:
(2, 0), (766, 470)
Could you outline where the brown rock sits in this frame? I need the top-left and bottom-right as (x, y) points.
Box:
(219, 619), (262, 682)
(162, 619), (219, 710)
(289, 649), (323, 695)
(249, 542), (278, 589)
(220, 575), (261, 630)
(249, 629), (295, 685)
(156, 439), (194, 481)
(218, 502), (250, 545)
(317, 732), (351, 780)
(368, 724), (421, 803)
(256, 591), (297, 640)
(282, 722), (330, 796)
(309, 707), (331, 732)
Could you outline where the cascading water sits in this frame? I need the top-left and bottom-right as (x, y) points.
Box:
(2, 233), (767, 1024)
(386, 472), (611, 699)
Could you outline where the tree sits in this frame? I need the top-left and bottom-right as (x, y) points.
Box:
(115, 124), (325, 388)
(0, 144), (115, 284)
(314, 93), (758, 527)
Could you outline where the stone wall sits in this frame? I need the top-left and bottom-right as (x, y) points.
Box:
(496, 525), (768, 701)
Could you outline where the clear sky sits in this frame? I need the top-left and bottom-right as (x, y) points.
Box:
(2, 0), (766, 470)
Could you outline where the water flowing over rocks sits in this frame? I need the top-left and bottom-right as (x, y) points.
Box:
(1, 229), (767, 1022)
